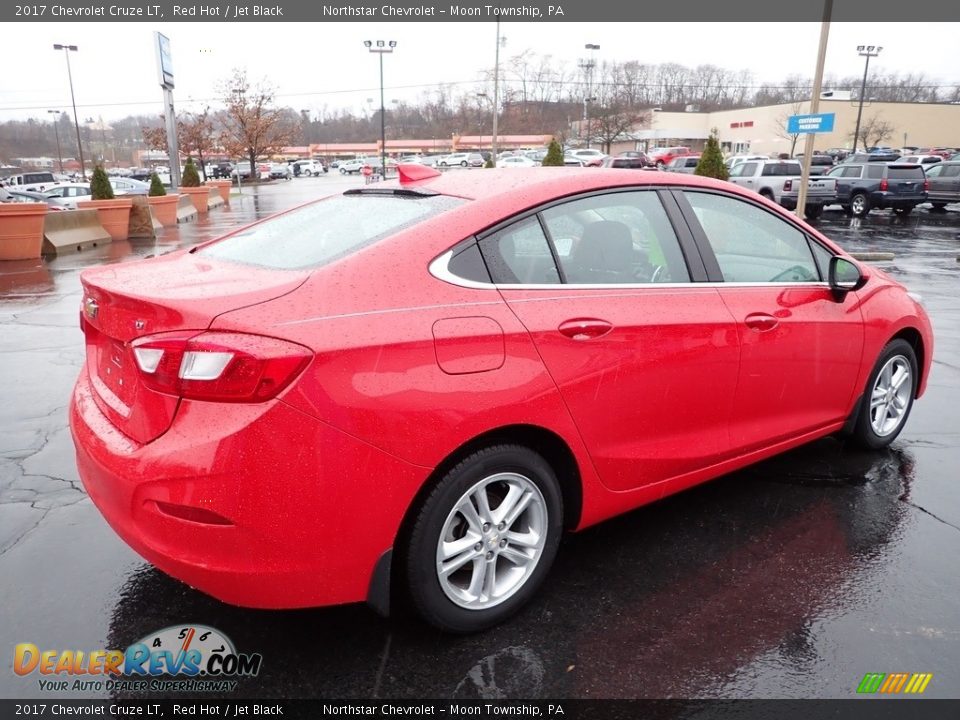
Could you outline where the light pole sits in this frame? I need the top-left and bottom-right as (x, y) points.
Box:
(47, 110), (64, 173)
(491, 21), (503, 163)
(852, 45), (882, 152)
(364, 40), (395, 178)
(53, 44), (86, 180)
(580, 43), (600, 149)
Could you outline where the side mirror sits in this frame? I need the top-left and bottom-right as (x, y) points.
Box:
(829, 256), (866, 298)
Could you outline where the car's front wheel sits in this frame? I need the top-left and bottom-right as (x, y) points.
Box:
(404, 445), (563, 633)
(850, 339), (918, 449)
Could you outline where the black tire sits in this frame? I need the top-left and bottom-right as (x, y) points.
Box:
(805, 205), (823, 219)
(460, 161), (468, 167)
(850, 339), (918, 450)
(930, 202), (947, 210)
(339, 168), (347, 175)
(841, 204), (851, 215)
(759, 189), (775, 202)
(850, 192), (870, 217)
(894, 205), (914, 215)
(404, 444), (563, 633)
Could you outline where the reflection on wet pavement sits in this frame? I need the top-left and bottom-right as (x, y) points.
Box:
(1, 189), (958, 700)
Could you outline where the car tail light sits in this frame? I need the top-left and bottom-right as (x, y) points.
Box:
(783, 179), (793, 192)
(879, 178), (889, 191)
(131, 331), (312, 402)
(924, 178), (929, 191)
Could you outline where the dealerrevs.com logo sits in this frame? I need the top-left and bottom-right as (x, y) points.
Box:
(14, 625), (262, 693)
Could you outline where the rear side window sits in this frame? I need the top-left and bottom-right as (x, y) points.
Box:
(200, 193), (463, 270)
(887, 166), (925, 180)
(480, 217), (560, 285)
(24, 173), (54, 183)
(761, 163), (802, 176)
(866, 166), (884, 179)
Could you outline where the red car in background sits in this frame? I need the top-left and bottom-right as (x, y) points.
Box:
(648, 145), (692, 169)
(70, 165), (933, 633)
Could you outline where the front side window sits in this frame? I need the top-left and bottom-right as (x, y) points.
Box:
(684, 192), (820, 283)
(541, 191), (691, 284)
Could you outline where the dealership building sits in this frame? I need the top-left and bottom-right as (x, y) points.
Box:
(620, 98), (960, 156)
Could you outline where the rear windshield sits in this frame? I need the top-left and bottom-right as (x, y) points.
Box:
(761, 163), (802, 176)
(887, 166), (925, 179)
(200, 193), (463, 270)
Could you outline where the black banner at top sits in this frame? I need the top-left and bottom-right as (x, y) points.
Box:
(3, 0), (959, 22)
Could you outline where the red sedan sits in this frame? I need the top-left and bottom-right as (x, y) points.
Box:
(70, 166), (932, 633)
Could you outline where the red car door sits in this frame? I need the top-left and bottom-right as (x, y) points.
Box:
(677, 190), (865, 453)
(479, 190), (740, 492)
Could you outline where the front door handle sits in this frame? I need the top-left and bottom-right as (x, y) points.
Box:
(558, 318), (614, 341)
(744, 313), (779, 331)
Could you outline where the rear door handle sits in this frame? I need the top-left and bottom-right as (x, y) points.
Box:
(558, 318), (614, 341)
(744, 313), (778, 331)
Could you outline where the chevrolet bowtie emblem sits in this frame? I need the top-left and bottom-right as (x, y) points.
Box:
(83, 297), (99, 320)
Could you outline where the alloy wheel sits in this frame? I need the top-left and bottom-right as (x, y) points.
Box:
(869, 355), (913, 437)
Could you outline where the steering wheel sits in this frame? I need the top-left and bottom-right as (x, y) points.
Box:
(770, 265), (817, 283)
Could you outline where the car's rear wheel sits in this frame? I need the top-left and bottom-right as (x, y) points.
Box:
(850, 192), (870, 217)
(930, 202), (947, 210)
(404, 445), (563, 633)
(894, 205), (914, 215)
(339, 168), (347, 174)
(850, 339), (918, 449)
(805, 205), (823, 219)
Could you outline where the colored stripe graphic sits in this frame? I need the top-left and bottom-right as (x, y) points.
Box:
(857, 673), (885, 693)
(857, 673), (932, 694)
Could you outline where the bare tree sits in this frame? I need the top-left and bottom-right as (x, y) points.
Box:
(774, 102), (805, 157)
(848, 114), (895, 150)
(218, 69), (298, 178)
(178, 109), (216, 180)
(591, 106), (650, 154)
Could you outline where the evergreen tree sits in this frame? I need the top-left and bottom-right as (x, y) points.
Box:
(90, 165), (115, 200)
(148, 173), (166, 197)
(694, 129), (729, 180)
(542, 139), (564, 166)
(181, 157), (201, 187)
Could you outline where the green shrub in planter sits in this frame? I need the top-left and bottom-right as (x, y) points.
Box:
(90, 165), (115, 200)
(694, 129), (729, 181)
(542, 139), (564, 166)
(181, 157), (201, 187)
(148, 173), (166, 196)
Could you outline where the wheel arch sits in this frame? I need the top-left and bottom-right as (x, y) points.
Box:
(890, 326), (925, 397)
(371, 424), (584, 616)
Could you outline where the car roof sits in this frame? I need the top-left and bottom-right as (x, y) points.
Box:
(383, 166), (744, 207)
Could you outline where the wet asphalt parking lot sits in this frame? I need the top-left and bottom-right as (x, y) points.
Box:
(1, 173), (958, 700)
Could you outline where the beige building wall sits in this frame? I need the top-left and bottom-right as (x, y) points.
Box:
(624, 100), (960, 156)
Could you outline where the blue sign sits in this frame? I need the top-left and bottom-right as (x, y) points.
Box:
(787, 113), (836, 134)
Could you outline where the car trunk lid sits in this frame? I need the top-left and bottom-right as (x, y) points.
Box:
(79, 252), (309, 444)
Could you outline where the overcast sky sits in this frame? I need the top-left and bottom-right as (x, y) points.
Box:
(3, 22), (958, 123)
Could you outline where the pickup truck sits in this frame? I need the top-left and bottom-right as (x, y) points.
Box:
(727, 159), (837, 218)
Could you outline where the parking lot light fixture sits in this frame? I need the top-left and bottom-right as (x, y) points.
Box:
(365, 40), (396, 177)
(580, 43), (600, 149)
(53, 43), (86, 180)
(853, 45), (882, 153)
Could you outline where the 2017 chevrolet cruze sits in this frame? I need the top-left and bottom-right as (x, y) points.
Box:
(70, 165), (933, 633)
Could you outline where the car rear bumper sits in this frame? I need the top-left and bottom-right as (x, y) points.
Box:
(871, 191), (926, 208)
(779, 196), (835, 210)
(70, 368), (428, 609)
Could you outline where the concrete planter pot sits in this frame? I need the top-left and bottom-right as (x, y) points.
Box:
(181, 186), (210, 214)
(147, 194), (181, 227)
(77, 198), (133, 241)
(204, 180), (232, 204)
(0, 203), (48, 260)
